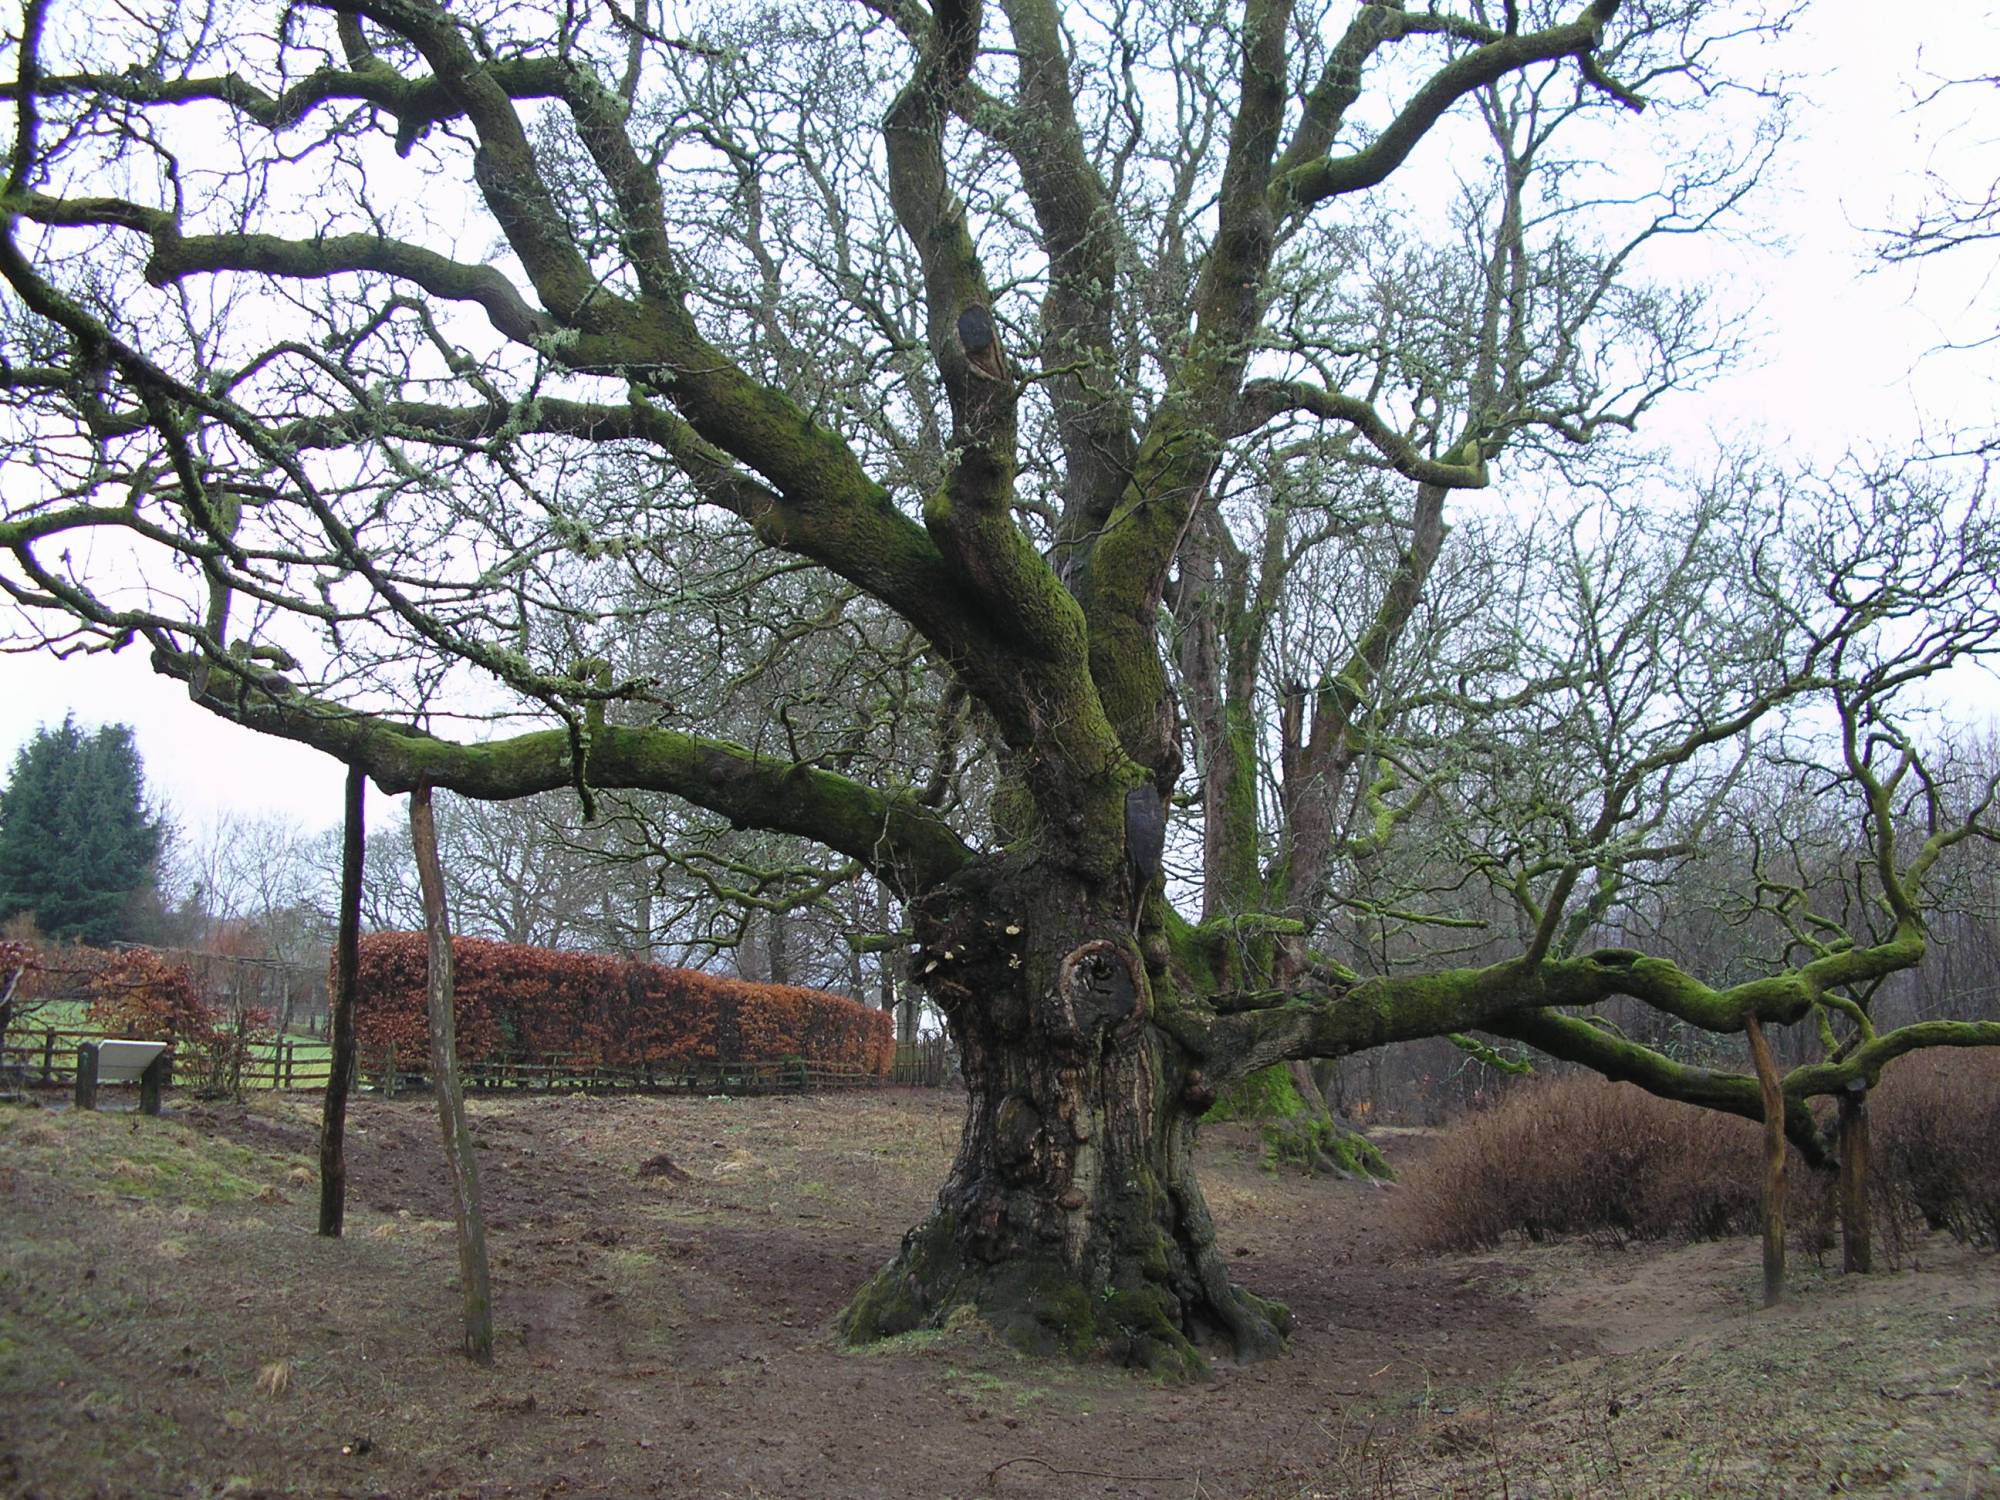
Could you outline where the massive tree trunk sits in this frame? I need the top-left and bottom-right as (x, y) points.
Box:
(839, 856), (1288, 1376)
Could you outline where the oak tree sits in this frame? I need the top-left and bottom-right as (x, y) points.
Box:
(3, 0), (1998, 1371)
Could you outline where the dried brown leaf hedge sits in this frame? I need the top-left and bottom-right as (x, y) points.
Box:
(346, 933), (893, 1075)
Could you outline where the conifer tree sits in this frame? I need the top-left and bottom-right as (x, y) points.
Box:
(0, 717), (165, 944)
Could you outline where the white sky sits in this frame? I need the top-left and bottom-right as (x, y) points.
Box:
(1, 0), (1994, 838)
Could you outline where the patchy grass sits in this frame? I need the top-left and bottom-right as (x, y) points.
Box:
(0, 1106), (308, 1205)
(0, 1089), (1992, 1500)
(1329, 1248), (2000, 1499)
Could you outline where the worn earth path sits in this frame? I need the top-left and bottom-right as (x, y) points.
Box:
(0, 1091), (1994, 1499)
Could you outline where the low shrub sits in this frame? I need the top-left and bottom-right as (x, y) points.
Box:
(345, 933), (894, 1076)
(1398, 1055), (2000, 1257)
(1870, 1050), (2000, 1248)
(81, 948), (270, 1095)
(1395, 1074), (1768, 1254)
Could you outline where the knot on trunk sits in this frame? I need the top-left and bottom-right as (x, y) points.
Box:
(1181, 1069), (1217, 1113)
(993, 1093), (1046, 1181)
(1046, 940), (1145, 1049)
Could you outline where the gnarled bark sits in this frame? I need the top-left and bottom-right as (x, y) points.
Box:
(840, 857), (1287, 1374)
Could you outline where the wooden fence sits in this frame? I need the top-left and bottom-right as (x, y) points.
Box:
(2, 1026), (105, 1087)
(890, 1035), (953, 1087)
(0, 1026), (298, 1093)
(386, 1051), (882, 1097)
(1, 1025), (890, 1097)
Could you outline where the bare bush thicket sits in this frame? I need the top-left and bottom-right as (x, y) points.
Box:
(1870, 1050), (2000, 1249)
(1398, 1057), (2000, 1258)
(1396, 1075), (1768, 1253)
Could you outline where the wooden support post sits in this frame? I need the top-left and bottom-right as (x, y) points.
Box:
(410, 786), (495, 1365)
(74, 1042), (99, 1111)
(41, 1027), (55, 1083)
(320, 764), (365, 1238)
(139, 1051), (167, 1116)
(1744, 1016), (1786, 1307)
(1839, 1079), (1873, 1274)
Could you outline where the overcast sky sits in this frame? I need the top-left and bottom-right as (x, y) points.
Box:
(2, 0), (1994, 838)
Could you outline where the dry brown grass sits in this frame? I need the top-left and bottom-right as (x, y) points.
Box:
(2, 1088), (1993, 1499)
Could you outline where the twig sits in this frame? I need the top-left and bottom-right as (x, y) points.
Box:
(1579, 53), (1647, 112)
(985, 1455), (1189, 1488)
(1877, 1378), (1970, 1401)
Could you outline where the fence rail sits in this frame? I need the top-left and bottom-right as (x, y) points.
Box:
(2, 1027), (107, 1085)
(455, 1054), (878, 1096)
(2, 1025), (900, 1097)
(890, 1036), (952, 1087)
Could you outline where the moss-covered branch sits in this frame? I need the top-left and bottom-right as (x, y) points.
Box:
(327, 0), (600, 322)
(1167, 951), (1647, 1078)
(1180, 925), (1934, 1088)
(150, 653), (972, 898)
(994, 0), (1137, 556)
(883, 0), (1044, 647)
(1784, 1020), (2000, 1096)
(1271, 3), (1627, 214)
(0, 55), (573, 143)
(1075, 0), (1300, 777)
(1488, 1014), (2000, 1166)
(1486, 1008), (1828, 1167)
(1231, 382), (1488, 487)
(12, 7), (1058, 753)
(867, 0), (1142, 853)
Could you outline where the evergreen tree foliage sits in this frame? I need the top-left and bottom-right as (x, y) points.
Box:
(0, 716), (165, 943)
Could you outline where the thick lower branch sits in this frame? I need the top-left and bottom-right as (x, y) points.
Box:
(1488, 1008), (1828, 1168)
(1181, 927), (1941, 1106)
(153, 654), (971, 897)
(1784, 1020), (2000, 1095)
(1179, 949), (1769, 1079)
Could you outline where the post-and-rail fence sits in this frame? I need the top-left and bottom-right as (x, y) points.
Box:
(2, 937), (956, 1099)
(3, 1025), (957, 1098)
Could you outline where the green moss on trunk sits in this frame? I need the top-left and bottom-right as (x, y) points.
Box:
(1205, 1063), (1309, 1122)
(1205, 1064), (1393, 1180)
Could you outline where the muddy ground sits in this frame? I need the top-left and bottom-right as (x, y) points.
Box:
(0, 1089), (1994, 1499)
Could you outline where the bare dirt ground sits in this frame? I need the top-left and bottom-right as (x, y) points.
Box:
(1, 1090), (1994, 1500)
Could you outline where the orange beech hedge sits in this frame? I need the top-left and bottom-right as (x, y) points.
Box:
(345, 933), (894, 1075)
